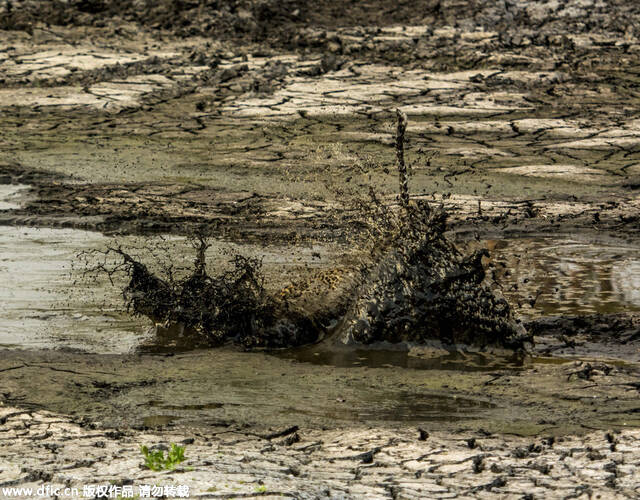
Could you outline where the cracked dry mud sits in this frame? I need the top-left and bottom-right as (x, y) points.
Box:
(1, 2), (640, 239)
(2, 0), (640, 498)
(1, 406), (640, 500)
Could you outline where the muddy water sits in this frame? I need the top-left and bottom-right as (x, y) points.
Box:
(278, 342), (525, 371)
(3, 225), (640, 354)
(487, 237), (640, 317)
(0, 225), (339, 353)
(2, 225), (640, 430)
(0, 226), (149, 352)
(139, 383), (496, 427)
(0, 183), (156, 351)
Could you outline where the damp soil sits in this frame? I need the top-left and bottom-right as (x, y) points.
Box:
(2, 344), (640, 438)
(2, 3), (640, 488)
(2, 221), (640, 437)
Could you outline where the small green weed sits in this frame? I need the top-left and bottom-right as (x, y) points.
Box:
(254, 485), (267, 493)
(140, 443), (186, 471)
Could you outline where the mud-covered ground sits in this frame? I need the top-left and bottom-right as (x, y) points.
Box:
(2, 405), (640, 499)
(2, 0), (640, 498)
(1, 1), (640, 240)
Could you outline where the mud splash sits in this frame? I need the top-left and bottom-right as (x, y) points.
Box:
(341, 201), (525, 348)
(85, 233), (319, 349)
(89, 113), (527, 351)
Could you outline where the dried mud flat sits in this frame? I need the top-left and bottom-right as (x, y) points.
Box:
(1, 1), (640, 239)
(2, 405), (640, 500)
(2, 0), (640, 498)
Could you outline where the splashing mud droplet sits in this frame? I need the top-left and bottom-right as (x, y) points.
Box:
(82, 113), (529, 351)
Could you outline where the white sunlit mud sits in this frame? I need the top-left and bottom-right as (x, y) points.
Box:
(0, 184), (29, 210)
(0, 226), (149, 353)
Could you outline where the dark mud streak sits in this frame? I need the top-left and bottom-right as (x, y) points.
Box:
(0, 364), (26, 373)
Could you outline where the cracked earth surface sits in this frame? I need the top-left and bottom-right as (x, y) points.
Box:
(2, 1), (640, 498)
(0, 1), (640, 237)
(1, 406), (640, 499)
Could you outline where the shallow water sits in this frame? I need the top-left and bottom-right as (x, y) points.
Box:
(275, 391), (497, 424)
(486, 237), (640, 317)
(140, 390), (496, 427)
(0, 226), (148, 352)
(2, 224), (640, 355)
(0, 184), (29, 210)
(278, 343), (524, 371)
(0, 225), (336, 353)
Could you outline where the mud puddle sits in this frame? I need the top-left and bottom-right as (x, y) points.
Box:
(0, 226), (148, 352)
(284, 392), (496, 424)
(486, 237), (640, 317)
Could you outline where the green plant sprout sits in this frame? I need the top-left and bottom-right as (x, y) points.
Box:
(140, 443), (186, 471)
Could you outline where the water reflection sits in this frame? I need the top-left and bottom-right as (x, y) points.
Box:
(485, 238), (640, 316)
(277, 344), (524, 371)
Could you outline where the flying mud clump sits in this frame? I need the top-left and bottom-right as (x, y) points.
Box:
(87, 111), (530, 351)
(341, 111), (528, 349)
(85, 234), (317, 349)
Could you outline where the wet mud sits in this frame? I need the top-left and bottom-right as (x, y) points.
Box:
(2, 1), (640, 497)
(2, 345), (640, 436)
